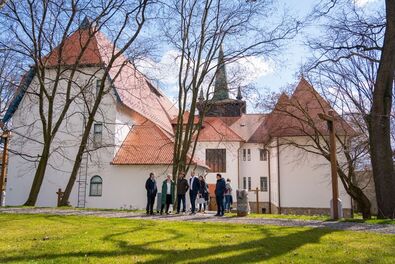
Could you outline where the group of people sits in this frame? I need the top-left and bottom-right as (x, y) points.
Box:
(145, 171), (233, 216)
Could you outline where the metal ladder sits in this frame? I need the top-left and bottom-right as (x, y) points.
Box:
(77, 103), (89, 208)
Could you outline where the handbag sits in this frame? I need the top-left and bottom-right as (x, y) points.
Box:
(197, 196), (206, 204)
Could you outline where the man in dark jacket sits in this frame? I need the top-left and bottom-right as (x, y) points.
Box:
(176, 172), (189, 214)
(145, 172), (157, 215)
(215, 173), (226, 216)
(189, 170), (200, 214)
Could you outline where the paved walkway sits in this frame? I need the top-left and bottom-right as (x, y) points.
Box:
(1, 207), (394, 235)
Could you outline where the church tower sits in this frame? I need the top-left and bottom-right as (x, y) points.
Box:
(197, 46), (246, 117)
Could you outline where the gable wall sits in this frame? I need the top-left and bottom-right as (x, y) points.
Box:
(5, 66), (119, 207)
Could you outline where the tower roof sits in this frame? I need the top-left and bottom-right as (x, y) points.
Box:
(212, 46), (229, 101)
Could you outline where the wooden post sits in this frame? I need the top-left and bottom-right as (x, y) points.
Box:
(0, 131), (9, 205)
(318, 110), (339, 220)
(56, 188), (64, 207)
(255, 187), (259, 214)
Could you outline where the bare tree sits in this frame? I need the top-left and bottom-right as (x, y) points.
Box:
(259, 79), (372, 218)
(0, 50), (20, 122)
(307, 0), (395, 218)
(60, 0), (149, 206)
(0, 0), (149, 206)
(159, 0), (300, 180)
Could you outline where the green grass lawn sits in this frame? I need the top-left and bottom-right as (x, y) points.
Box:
(229, 212), (395, 224)
(0, 214), (394, 263)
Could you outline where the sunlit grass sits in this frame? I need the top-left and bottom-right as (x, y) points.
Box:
(0, 214), (394, 263)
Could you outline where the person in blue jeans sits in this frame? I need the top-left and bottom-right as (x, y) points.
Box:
(224, 178), (233, 213)
(215, 173), (226, 216)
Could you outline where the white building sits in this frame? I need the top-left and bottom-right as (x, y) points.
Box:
(2, 23), (353, 216)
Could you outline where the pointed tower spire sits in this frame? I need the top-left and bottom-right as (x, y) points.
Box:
(79, 16), (92, 30)
(212, 46), (229, 101)
(236, 86), (243, 100)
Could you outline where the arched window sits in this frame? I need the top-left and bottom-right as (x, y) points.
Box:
(90, 175), (102, 196)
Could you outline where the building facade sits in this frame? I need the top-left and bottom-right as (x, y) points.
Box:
(2, 23), (353, 216)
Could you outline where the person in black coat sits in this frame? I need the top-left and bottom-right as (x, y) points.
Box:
(145, 172), (157, 215)
(176, 172), (189, 214)
(189, 170), (200, 214)
(215, 173), (226, 216)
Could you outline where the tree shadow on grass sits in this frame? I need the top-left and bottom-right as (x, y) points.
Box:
(0, 224), (336, 263)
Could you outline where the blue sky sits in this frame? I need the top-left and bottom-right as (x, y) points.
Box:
(137, 0), (381, 110)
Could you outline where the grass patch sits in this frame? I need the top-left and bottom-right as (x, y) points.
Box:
(229, 213), (330, 221)
(0, 214), (394, 263)
(229, 212), (395, 224)
(342, 214), (395, 225)
(4, 205), (145, 213)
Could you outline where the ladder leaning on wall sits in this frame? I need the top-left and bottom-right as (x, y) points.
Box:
(76, 103), (89, 208)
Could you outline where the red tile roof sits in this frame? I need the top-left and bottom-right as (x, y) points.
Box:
(112, 118), (174, 165)
(45, 27), (177, 135)
(249, 78), (356, 143)
(170, 111), (200, 125)
(113, 111), (208, 168)
(196, 117), (244, 142)
(44, 29), (103, 67)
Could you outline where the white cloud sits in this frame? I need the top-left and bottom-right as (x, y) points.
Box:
(354, 0), (378, 7)
(227, 56), (274, 87)
(136, 50), (274, 97)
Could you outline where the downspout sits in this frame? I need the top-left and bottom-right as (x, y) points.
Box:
(238, 142), (242, 189)
(276, 137), (281, 214)
(267, 147), (272, 214)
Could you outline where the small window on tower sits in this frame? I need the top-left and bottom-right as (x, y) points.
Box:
(206, 149), (226, 172)
(247, 149), (251, 161)
(260, 149), (268, 161)
(93, 123), (103, 147)
(96, 79), (102, 96)
(248, 177), (251, 191)
(242, 149), (246, 161)
(260, 177), (268, 192)
(90, 175), (102, 196)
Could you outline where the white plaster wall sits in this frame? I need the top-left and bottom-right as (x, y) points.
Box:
(5, 67), (118, 207)
(269, 140), (279, 207)
(277, 137), (352, 209)
(114, 107), (134, 156)
(239, 143), (269, 202)
(194, 141), (241, 200)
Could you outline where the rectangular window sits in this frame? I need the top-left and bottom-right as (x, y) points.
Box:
(206, 149), (226, 172)
(260, 177), (268, 192)
(247, 149), (251, 161)
(260, 149), (268, 161)
(243, 177), (247, 190)
(242, 149), (246, 161)
(96, 79), (102, 96)
(248, 177), (251, 191)
(93, 123), (103, 147)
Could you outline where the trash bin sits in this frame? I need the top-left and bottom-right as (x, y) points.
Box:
(236, 189), (250, 217)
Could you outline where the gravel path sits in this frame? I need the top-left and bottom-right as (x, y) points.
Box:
(1, 207), (394, 235)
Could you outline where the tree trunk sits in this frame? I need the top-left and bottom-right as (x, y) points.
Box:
(24, 143), (50, 206)
(349, 184), (372, 219)
(368, 0), (395, 219)
(59, 116), (93, 206)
